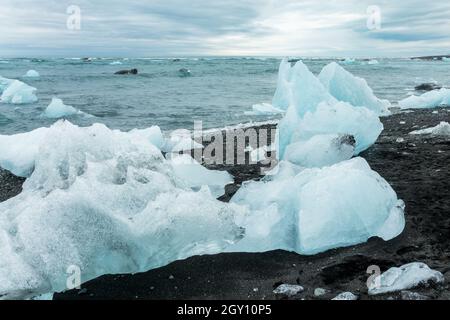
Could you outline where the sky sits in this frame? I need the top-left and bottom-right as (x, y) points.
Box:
(1, 0), (449, 57)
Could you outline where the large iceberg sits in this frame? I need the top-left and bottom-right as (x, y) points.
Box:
(230, 158), (405, 255)
(0, 121), (245, 299)
(43, 98), (84, 118)
(318, 62), (391, 115)
(399, 88), (450, 109)
(0, 76), (38, 104)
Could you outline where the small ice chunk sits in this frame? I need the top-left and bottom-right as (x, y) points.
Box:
(0, 79), (38, 104)
(109, 61), (123, 65)
(318, 62), (391, 115)
(24, 70), (40, 78)
(246, 103), (284, 115)
(368, 262), (444, 295)
(399, 88), (450, 109)
(396, 138), (405, 143)
(367, 59), (379, 65)
(273, 284), (304, 297)
(314, 288), (327, 296)
(332, 292), (358, 300)
(409, 122), (450, 136)
(43, 98), (83, 118)
(341, 58), (356, 65)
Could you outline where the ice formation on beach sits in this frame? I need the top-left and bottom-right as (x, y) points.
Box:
(0, 76), (38, 104)
(163, 129), (203, 153)
(0, 121), (245, 299)
(409, 121), (450, 136)
(23, 70), (40, 78)
(399, 88), (450, 109)
(271, 60), (384, 163)
(318, 62), (390, 115)
(368, 262), (444, 295)
(43, 98), (83, 118)
(230, 158), (405, 254)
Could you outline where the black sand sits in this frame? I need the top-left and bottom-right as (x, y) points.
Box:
(1, 108), (449, 300)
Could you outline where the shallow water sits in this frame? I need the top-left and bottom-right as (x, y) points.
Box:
(0, 57), (449, 134)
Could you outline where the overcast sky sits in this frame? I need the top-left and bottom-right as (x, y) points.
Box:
(1, 0), (449, 57)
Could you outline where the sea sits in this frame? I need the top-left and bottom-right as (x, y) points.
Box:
(0, 57), (449, 135)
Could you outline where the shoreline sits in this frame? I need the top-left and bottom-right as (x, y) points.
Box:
(1, 107), (450, 300)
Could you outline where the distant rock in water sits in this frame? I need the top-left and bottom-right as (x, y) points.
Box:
(178, 68), (191, 77)
(115, 69), (138, 75)
(172, 58), (181, 62)
(414, 83), (442, 92)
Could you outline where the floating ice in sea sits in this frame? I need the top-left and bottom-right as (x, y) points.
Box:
(340, 58), (356, 65)
(245, 103), (284, 115)
(230, 157), (405, 255)
(0, 76), (38, 104)
(409, 121), (450, 136)
(399, 88), (450, 109)
(43, 98), (83, 118)
(109, 61), (123, 65)
(318, 62), (391, 115)
(0, 121), (245, 299)
(367, 59), (379, 65)
(368, 262), (444, 295)
(23, 70), (40, 78)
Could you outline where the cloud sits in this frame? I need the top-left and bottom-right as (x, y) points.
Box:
(0, 0), (449, 57)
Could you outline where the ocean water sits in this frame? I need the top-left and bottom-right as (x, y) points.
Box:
(0, 57), (449, 134)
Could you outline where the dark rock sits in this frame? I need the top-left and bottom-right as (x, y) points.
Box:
(115, 69), (138, 75)
(414, 83), (442, 91)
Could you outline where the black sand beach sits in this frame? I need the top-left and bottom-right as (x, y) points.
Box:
(1, 108), (449, 300)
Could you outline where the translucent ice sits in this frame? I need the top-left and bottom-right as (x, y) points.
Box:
(230, 158), (405, 255)
(163, 129), (204, 153)
(24, 70), (40, 78)
(279, 101), (383, 159)
(0, 77), (38, 104)
(409, 121), (450, 136)
(43, 98), (83, 118)
(399, 88), (450, 109)
(0, 121), (245, 299)
(245, 103), (284, 115)
(319, 62), (391, 115)
(272, 59), (336, 115)
(368, 262), (444, 295)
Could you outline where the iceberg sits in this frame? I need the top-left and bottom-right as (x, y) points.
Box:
(409, 121), (450, 136)
(168, 153), (233, 198)
(340, 58), (356, 65)
(163, 129), (203, 153)
(272, 59), (336, 114)
(283, 134), (355, 168)
(399, 88), (450, 109)
(0, 121), (246, 299)
(0, 76), (38, 104)
(318, 62), (391, 115)
(368, 262), (444, 295)
(23, 70), (40, 78)
(367, 59), (379, 65)
(230, 158), (405, 255)
(279, 101), (383, 159)
(43, 98), (84, 118)
(109, 61), (123, 65)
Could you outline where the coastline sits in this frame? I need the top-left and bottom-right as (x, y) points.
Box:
(1, 107), (448, 300)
